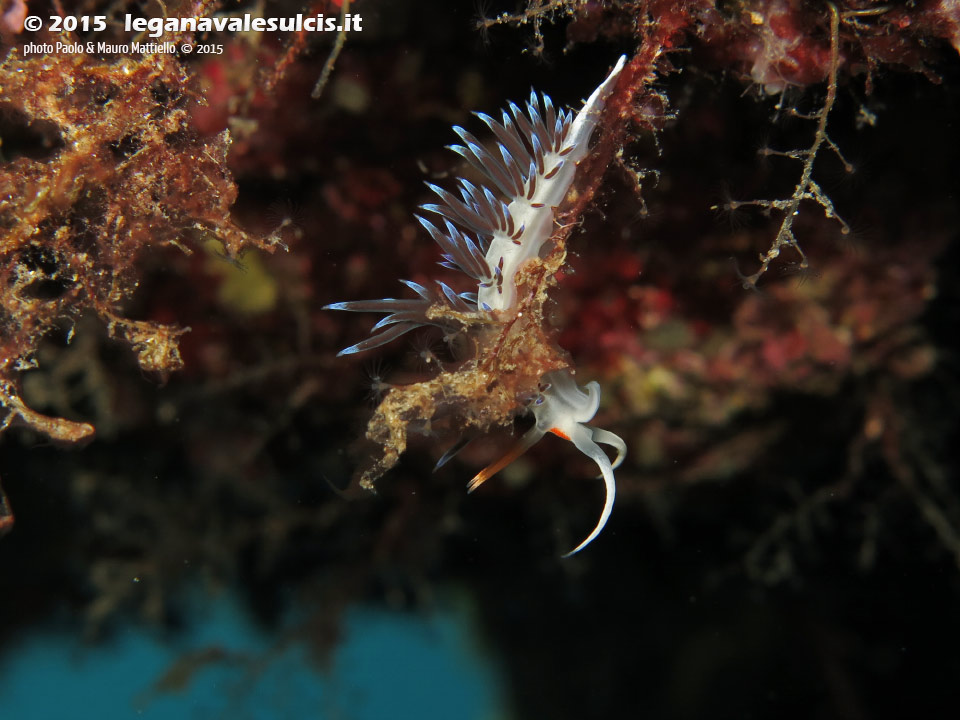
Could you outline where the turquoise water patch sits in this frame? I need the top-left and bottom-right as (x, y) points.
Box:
(0, 594), (508, 720)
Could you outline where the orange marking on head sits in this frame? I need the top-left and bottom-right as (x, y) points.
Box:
(549, 427), (570, 441)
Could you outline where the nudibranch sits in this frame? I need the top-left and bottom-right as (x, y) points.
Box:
(326, 56), (628, 555)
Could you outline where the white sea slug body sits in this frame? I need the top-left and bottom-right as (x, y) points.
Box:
(461, 53), (627, 312)
(325, 56), (629, 555)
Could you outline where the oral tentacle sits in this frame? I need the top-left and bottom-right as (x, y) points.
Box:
(466, 425), (545, 494)
(590, 427), (627, 471)
(563, 424), (617, 557)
